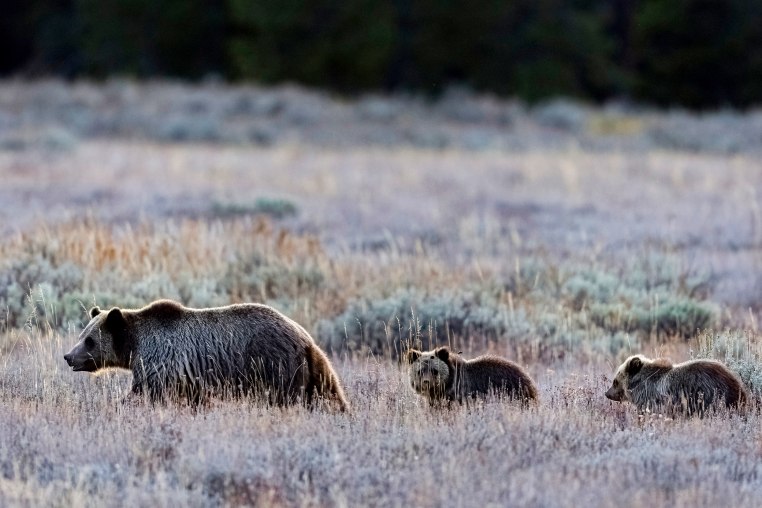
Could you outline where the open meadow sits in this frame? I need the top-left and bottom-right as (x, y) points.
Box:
(2, 81), (762, 507)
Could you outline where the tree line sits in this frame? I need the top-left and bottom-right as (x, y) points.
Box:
(2, 0), (761, 108)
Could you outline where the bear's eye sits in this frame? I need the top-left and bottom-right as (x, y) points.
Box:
(84, 337), (95, 350)
(613, 379), (619, 387)
(430, 367), (438, 376)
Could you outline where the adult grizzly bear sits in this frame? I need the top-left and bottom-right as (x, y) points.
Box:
(406, 346), (538, 405)
(605, 354), (747, 416)
(63, 300), (348, 410)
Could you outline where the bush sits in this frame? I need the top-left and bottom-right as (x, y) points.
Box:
(154, 115), (224, 143)
(0, 219), (324, 331)
(589, 297), (715, 339)
(211, 198), (299, 220)
(562, 258), (715, 339)
(0, 257), (83, 329)
(222, 247), (324, 303)
(316, 281), (641, 361)
(317, 287), (510, 358)
(533, 99), (590, 131)
(638, 297), (715, 338)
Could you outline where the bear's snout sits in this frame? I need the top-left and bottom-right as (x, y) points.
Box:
(63, 345), (97, 372)
(605, 387), (621, 401)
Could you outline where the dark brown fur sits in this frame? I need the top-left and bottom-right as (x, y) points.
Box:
(606, 354), (747, 416)
(407, 346), (538, 404)
(64, 300), (348, 410)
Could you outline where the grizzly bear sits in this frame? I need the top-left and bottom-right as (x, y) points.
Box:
(63, 300), (348, 410)
(406, 346), (538, 405)
(605, 354), (747, 416)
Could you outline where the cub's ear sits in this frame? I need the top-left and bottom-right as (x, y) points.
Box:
(89, 306), (101, 319)
(406, 350), (422, 364)
(435, 347), (450, 362)
(626, 356), (643, 375)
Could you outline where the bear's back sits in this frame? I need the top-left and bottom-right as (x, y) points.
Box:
(130, 301), (316, 402)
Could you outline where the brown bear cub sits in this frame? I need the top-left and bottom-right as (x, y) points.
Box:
(64, 300), (348, 410)
(407, 346), (538, 405)
(605, 354), (747, 416)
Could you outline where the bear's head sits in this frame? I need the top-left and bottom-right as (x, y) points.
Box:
(605, 354), (647, 402)
(407, 346), (454, 399)
(64, 306), (131, 372)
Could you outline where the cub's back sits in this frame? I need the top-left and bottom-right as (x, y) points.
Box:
(670, 359), (747, 407)
(464, 355), (538, 400)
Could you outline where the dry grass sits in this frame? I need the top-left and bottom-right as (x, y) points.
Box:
(0, 218), (759, 507)
(2, 81), (762, 507)
(1, 329), (761, 507)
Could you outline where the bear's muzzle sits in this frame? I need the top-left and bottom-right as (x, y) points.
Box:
(63, 348), (97, 372)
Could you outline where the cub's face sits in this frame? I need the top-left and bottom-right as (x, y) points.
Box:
(605, 355), (644, 402)
(63, 306), (127, 372)
(407, 347), (452, 399)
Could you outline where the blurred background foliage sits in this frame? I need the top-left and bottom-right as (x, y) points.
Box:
(2, 0), (761, 108)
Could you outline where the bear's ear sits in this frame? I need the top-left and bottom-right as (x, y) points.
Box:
(89, 306), (101, 319)
(435, 347), (450, 362)
(406, 350), (421, 364)
(626, 356), (643, 375)
(105, 308), (130, 360)
(104, 308), (126, 332)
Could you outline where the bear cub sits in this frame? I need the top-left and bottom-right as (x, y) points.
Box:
(407, 346), (538, 405)
(606, 354), (747, 416)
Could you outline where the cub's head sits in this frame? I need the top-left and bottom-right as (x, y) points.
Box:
(406, 347), (454, 399)
(63, 306), (130, 372)
(605, 354), (648, 402)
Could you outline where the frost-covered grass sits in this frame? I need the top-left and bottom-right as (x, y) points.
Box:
(2, 81), (762, 507)
(1, 324), (762, 507)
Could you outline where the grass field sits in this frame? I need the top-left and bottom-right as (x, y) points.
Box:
(2, 80), (762, 507)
